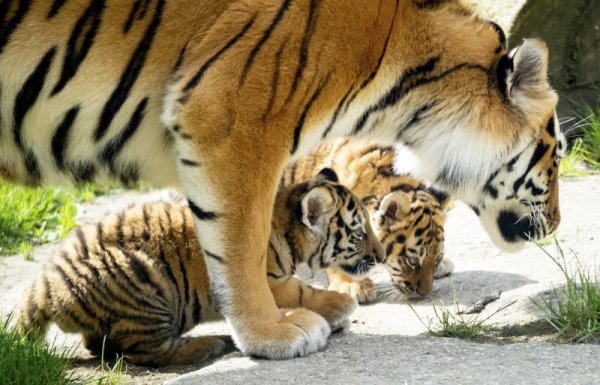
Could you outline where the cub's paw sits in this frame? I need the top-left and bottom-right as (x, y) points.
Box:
(329, 277), (376, 304)
(434, 258), (454, 279)
(232, 308), (330, 359)
(305, 290), (357, 332)
(171, 336), (227, 365)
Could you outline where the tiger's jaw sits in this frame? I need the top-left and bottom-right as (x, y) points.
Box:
(478, 203), (557, 252)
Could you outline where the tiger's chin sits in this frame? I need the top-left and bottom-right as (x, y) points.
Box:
(478, 207), (554, 252)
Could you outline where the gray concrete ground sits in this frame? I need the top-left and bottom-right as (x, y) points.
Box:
(1, 176), (599, 384)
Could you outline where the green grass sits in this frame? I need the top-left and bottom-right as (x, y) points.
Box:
(408, 284), (514, 338)
(93, 338), (127, 385)
(578, 107), (600, 167)
(531, 240), (600, 343)
(0, 315), (78, 385)
(0, 182), (104, 256)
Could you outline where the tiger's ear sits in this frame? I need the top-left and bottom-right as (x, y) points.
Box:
(379, 191), (411, 220)
(499, 39), (549, 100)
(301, 186), (335, 232)
(315, 167), (339, 183)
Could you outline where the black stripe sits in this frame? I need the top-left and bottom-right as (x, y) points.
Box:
(192, 292), (202, 324)
(123, 0), (144, 33)
(396, 101), (437, 140)
(52, 264), (99, 329)
(343, 0), (398, 113)
(72, 161), (96, 183)
(241, 0), (291, 85)
(204, 250), (225, 264)
(52, 0), (104, 95)
(100, 97), (148, 172)
(175, 245), (190, 306)
(103, 247), (171, 315)
(51, 106), (80, 170)
(116, 212), (126, 248)
(352, 57), (438, 135)
(187, 199), (218, 221)
(94, 0), (164, 141)
(180, 158), (200, 167)
(181, 15), (256, 102)
(298, 285), (304, 307)
(290, 74), (330, 154)
(13, 47), (57, 182)
(413, 0), (452, 9)
(264, 38), (287, 119)
(48, 0), (68, 18)
(269, 241), (288, 275)
(513, 141), (550, 193)
(0, 0), (32, 55)
(285, 0), (319, 105)
(321, 85), (354, 139)
(172, 43), (187, 73)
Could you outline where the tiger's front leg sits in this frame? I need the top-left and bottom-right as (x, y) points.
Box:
(171, 124), (330, 359)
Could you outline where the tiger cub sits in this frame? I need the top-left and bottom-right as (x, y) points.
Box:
(20, 169), (383, 366)
(282, 139), (454, 302)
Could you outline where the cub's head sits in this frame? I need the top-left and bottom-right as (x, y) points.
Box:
(291, 168), (385, 276)
(388, 3), (562, 251)
(367, 185), (450, 297)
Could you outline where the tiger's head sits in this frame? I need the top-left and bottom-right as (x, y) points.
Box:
(288, 168), (385, 276)
(367, 186), (450, 297)
(387, 3), (562, 252)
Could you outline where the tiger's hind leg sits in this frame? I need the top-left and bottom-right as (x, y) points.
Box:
(268, 276), (357, 332)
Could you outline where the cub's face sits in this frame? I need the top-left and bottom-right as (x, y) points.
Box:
(299, 169), (385, 277)
(369, 189), (448, 297)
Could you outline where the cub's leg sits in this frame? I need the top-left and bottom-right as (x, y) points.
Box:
(268, 276), (357, 332)
(83, 334), (225, 367)
(434, 258), (454, 279)
(327, 268), (377, 304)
(170, 123), (329, 359)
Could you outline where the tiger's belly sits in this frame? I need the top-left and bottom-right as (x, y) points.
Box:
(0, 96), (180, 187)
(0, 0), (226, 188)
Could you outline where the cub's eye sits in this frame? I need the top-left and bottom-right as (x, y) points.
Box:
(408, 257), (419, 268)
(352, 229), (364, 240)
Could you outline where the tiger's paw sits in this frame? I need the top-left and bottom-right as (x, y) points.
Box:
(434, 258), (454, 279)
(231, 308), (330, 359)
(329, 277), (377, 304)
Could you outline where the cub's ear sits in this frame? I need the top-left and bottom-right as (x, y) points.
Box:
(301, 186), (335, 232)
(315, 167), (339, 183)
(499, 38), (549, 100)
(379, 191), (411, 220)
(427, 186), (452, 211)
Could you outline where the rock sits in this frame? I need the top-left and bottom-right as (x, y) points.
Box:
(510, 0), (600, 124)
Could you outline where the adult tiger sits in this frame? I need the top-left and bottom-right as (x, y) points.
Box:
(0, 0), (563, 359)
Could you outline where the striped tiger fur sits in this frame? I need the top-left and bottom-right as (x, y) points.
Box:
(282, 139), (453, 301)
(19, 169), (383, 366)
(1, 0), (563, 358)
